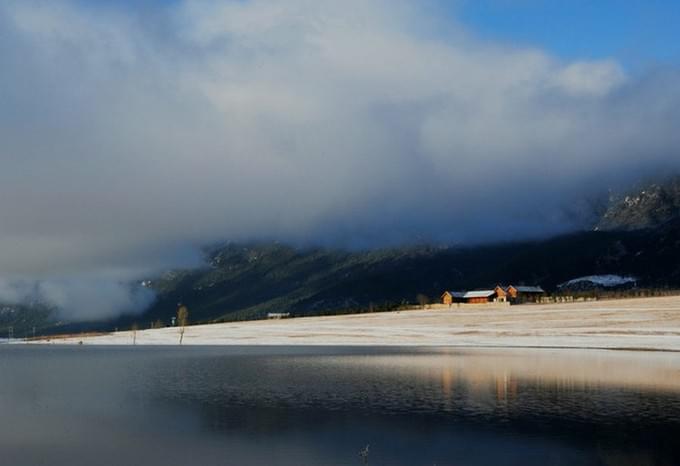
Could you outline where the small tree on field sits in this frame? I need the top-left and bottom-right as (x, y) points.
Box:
(131, 323), (139, 345)
(416, 293), (430, 309)
(177, 305), (189, 345)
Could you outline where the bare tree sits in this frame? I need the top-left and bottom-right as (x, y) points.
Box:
(151, 319), (164, 329)
(177, 305), (189, 345)
(416, 293), (430, 309)
(131, 323), (139, 345)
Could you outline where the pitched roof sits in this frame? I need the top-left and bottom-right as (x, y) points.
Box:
(510, 285), (544, 293)
(463, 290), (496, 298)
(444, 291), (466, 298)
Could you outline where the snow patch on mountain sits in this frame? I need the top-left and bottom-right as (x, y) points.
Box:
(559, 275), (637, 288)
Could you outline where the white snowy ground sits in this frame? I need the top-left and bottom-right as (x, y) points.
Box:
(31, 296), (680, 351)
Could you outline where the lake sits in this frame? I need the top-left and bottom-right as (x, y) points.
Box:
(0, 346), (679, 466)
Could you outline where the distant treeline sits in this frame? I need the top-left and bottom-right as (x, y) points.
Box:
(551, 287), (680, 301)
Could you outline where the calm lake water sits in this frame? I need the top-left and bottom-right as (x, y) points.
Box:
(1, 346), (679, 466)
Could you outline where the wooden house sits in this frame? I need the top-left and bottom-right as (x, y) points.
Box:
(494, 285), (508, 302)
(506, 285), (545, 303)
(441, 291), (466, 305)
(442, 285), (544, 306)
(462, 290), (497, 304)
(442, 290), (502, 305)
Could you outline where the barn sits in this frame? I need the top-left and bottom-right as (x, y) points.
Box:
(441, 291), (466, 305)
(506, 285), (545, 303)
(442, 290), (500, 305)
(441, 285), (544, 305)
(462, 290), (497, 304)
(494, 285), (508, 302)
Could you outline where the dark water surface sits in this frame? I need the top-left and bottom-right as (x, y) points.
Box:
(1, 346), (679, 466)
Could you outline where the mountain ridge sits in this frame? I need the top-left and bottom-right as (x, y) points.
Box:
(5, 177), (680, 335)
(596, 176), (680, 231)
(131, 219), (680, 328)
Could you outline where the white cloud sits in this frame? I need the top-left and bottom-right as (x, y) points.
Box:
(0, 0), (679, 319)
(551, 60), (626, 96)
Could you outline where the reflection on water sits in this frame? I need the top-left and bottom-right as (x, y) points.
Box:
(0, 346), (679, 466)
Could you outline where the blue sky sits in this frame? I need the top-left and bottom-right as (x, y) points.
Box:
(452, 0), (680, 68)
(85, 0), (680, 69)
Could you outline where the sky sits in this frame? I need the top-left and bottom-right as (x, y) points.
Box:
(455, 0), (680, 67)
(1, 0), (680, 321)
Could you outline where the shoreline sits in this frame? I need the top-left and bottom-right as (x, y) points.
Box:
(26, 295), (680, 352)
(21, 342), (680, 353)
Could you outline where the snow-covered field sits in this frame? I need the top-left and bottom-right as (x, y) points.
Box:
(28, 295), (680, 351)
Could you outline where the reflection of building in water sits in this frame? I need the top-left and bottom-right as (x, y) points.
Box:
(497, 373), (508, 401)
(495, 372), (518, 402)
(436, 366), (518, 411)
(437, 363), (520, 408)
(441, 367), (455, 395)
(377, 350), (680, 422)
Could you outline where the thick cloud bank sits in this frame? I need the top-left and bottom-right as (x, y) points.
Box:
(0, 277), (155, 322)
(1, 0), (679, 320)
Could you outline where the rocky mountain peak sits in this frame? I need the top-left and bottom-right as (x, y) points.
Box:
(595, 176), (680, 231)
